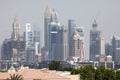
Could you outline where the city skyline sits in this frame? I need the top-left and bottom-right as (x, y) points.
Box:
(0, 0), (120, 59)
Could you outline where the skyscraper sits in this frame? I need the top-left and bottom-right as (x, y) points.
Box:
(24, 23), (33, 48)
(72, 29), (84, 61)
(112, 36), (120, 63)
(47, 9), (60, 60)
(89, 20), (101, 61)
(75, 27), (85, 60)
(1, 17), (25, 60)
(98, 36), (105, 55)
(48, 22), (60, 60)
(11, 16), (20, 41)
(44, 6), (51, 51)
(56, 25), (69, 61)
(105, 43), (112, 56)
(68, 20), (76, 57)
(33, 26), (41, 53)
(72, 32), (81, 58)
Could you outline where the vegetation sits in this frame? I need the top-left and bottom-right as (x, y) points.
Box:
(70, 65), (120, 80)
(48, 61), (120, 80)
(48, 61), (62, 71)
(7, 74), (23, 80)
(116, 70), (120, 80)
(0, 70), (7, 72)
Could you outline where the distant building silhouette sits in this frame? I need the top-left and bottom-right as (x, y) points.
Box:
(1, 17), (25, 62)
(72, 29), (84, 60)
(68, 20), (76, 57)
(112, 36), (120, 64)
(44, 6), (51, 51)
(48, 21), (60, 60)
(89, 20), (101, 61)
(56, 25), (69, 61)
(24, 23), (33, 48)
(105, 43), (112, 56)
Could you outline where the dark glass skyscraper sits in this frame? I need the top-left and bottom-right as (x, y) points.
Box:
(48, 22), (59, 60)
(89, 20), (101, 61)
(68, 20), (76, 57)
(56, 25), (69, 61)
(112, 36), (120, 63)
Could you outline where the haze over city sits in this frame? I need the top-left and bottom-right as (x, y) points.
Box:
(0, 0), (120, 59)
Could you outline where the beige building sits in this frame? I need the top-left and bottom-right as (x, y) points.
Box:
(0, 68), (79, 80)
(98, 36), (105, 55)
(72, 32), (83, 59)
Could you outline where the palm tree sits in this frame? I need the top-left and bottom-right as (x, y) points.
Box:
(8, 74), (23, 80)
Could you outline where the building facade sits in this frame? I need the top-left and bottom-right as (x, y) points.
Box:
(24, 23), (33, 48)
(75, 27), (84, 60)
(98, 36), (105, 55)
(56, 25), (69, 61)
(68, 20), (76, 57)
(48, 22), (59, 60)
(112, 36), (120, 63)
(1, 17), (26, 62)
(89, 20), (101, 61)
(44, 6), (51, 51)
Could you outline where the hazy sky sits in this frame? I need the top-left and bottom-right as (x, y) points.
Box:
(0, 0), (120, 59)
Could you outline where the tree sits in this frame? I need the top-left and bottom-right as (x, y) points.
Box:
(79, 65), (95, 80)
(116, 70), (120, 80)
(94, 65), (116, 80)
(8, 74), (23, 80)
(48, 61), (62, 71)
(71, 69), (80, 74)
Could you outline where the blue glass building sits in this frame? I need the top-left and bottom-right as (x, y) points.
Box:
(48, 22), (60, 60)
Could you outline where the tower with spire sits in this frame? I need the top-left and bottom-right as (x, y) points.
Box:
(50, 9), (58, 23)
(11, 16), (20, 41)
(44, 6), (51, 51)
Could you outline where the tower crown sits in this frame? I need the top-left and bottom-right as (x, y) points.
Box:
(92, 19), (97, 28)
(50, 9), (58, 23)
(45, 6), (51, 18)
(11, 16), (20, 41)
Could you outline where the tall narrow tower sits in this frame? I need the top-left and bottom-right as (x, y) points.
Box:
(68, 20), (76, 57)
(44, 6), (51, 50)
(56, 25), (69, 61)
(11, 16), (20, 41)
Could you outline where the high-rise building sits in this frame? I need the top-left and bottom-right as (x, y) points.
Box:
(24, 23), (33, 48)
(105, 43), (112, 56)
(75, 27), (85, 60)
(11, 16), (20, 41)
(98, 36), (105, 55)
(112, 36), (120, 63)
(1, 17), (25, 61)
(2, 39), (25, 60)
(56, 25), (69, 61)
(47, 9), (60, 60)
(72, 32), (81, 58)
(48, 22), (60, 60)
(89, 20), (101, 61)
(44, 6), (51, 51)
(68, 20), (76, 57)
(0, 45), (1, 59)
(72, 30), (84, 60)
(33, 26), (41, 53)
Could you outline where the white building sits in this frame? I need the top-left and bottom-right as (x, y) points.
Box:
(99, 36), (105, 55)
(24, 23), (33, 48)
